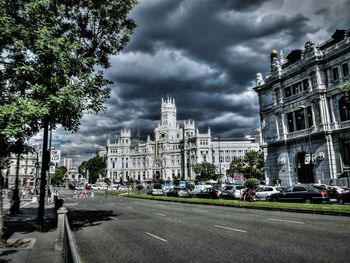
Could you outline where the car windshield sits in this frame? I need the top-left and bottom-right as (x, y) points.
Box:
(225, 186), (233, 190)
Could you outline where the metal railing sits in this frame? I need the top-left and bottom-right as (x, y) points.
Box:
(56, 207), (81, 263)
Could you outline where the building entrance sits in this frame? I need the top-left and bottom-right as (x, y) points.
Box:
(296, 152), (314, 183)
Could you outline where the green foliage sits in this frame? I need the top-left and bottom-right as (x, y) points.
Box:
(136, 184), (143, 193)
(79, 155), (106, 183)
(172, 176), (180, 186)
(0, 0), (137, 158)
(228, 150), (264, 180)
(192, 162), (217, 181)
(51, 166), (67, 186)
(104, 178), (111, 186)
(340, 80), (350, 103)
(244, 178), (260, 189)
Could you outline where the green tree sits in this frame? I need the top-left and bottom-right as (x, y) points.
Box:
(0, 0), (137, 229)
(192, 162), (217, 181)
(80, 155), (106, 184)
(227, 157), (245, 176)
(51, 166), (67, 186)
(340, 81), (350, 107)
(244, 178), (260, 190)
(244, 150), (264, 179)
(228, 150), (264, 180)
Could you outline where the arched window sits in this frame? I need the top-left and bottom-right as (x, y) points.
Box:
(339, 96), (350, 122)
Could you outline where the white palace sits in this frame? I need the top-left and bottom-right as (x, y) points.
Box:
(104, 97), (259, 183)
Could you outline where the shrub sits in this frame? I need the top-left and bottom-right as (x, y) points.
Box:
(244, 178), (260, 189)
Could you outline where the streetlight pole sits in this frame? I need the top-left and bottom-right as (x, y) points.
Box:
(218, 136), (222, 184)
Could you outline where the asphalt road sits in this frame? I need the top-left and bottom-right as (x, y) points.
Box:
(59, 189), (350, 263)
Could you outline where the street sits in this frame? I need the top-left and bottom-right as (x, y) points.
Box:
(59, 189), (350, 263)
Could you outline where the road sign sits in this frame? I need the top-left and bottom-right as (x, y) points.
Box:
(50, 150), (61, 163)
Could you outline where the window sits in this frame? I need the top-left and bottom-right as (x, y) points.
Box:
(302, 79), (309, 91)
(292, 82), (302, 95)
(341, 139), (350, 165)
(287, 112), (294, 132)
(307, 106), (313, 128)
(333, 67), (339, 81)
(339, 96), (350, 122)
(342, 63), (349, 77)
(285, 86), (292, 97)
(293, 186), (307, 192)
(295, 109), (305, 130)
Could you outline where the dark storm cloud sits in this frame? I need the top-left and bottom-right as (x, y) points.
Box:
(51, 0), (348, 164)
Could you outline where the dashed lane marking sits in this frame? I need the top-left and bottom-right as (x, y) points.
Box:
(153, 212), (166, 217)
(214, 225), (247, 233)
(268, 218), (304, 224)
(193, 209), (209, 213)
(145, 232), (168, 242)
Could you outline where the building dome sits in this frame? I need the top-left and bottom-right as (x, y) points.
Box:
(270, 49), (278, 58)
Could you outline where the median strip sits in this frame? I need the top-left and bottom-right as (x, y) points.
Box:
(214, 225), (247, 233)
(125, 193), (350, 217)
(268, 218), (304, 224)
(145, 232), (168, 242)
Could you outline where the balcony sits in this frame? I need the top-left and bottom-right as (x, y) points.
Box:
(286, 127), (315, 140)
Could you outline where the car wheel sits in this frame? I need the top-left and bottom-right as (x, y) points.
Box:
(265, 196), (270, 201)
(270, 197), (277, 202)
(338, 198), (344, 205)
(304, 198), (312, 204)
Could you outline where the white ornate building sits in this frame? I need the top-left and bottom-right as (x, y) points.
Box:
(105, 97), (259, 183)
(254, 29), (350, 186)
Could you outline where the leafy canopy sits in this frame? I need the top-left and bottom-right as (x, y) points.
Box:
(228, 150), (264, 180)
(0, 0), (137, 158)
(192, 162), (217, 181)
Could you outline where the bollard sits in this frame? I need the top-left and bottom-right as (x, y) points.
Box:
(55, 207), (68, 251)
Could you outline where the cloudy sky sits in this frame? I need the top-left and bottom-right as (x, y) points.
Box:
(31, 0), (350, 167)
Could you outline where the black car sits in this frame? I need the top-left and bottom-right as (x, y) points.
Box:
(268, 184), (334, 203)
(195, 188), (220, 199)
(338, 191), (350, 204)
(165, 187), (180, 197)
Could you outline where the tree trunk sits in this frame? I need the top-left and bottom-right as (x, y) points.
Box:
(37, 117), (50, 230)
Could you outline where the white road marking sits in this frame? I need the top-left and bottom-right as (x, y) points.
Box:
(153, 212), (166, 217)
(145, 232), (168, 242)
(193, 209), (209, 213)
(268, 218), (304, 224)
(214, 225), (247, 233)
(126, 207), (133, 209)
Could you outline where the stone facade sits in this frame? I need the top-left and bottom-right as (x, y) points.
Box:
(254, 29), (350, 186)
(105, 97), (259, 183)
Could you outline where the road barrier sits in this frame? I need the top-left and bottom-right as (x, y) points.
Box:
(56, 207), (81, 263)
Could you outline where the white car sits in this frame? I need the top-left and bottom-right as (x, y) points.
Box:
(255, 186), (281, 200)
(152, 188), (164, 196)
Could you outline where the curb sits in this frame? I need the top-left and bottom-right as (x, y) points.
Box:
(124, 195), (350, 217)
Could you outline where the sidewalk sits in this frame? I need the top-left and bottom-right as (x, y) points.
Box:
(0, 199), (63, 263)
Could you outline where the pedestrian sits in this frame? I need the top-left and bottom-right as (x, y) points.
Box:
(73, 190), (77, 199)
(105, 188), (109, 198)
(91, 189), (95, 199)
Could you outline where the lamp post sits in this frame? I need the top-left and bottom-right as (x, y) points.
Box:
(218, 136), (222, 184)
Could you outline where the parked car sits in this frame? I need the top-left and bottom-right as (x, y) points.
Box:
(338, 191), (350, 204)
(268, 184), (335, 203)
(118, 185), (128, 192)
(220, 185), (245, 199)
(152, 188), (164, 196)
(178, 188), (190, 198)
(165, 187), (180, 197)
(110, 184), (120, 191)
(195, 188), (220, 199)
(255, 186), (280, 201)
(190, 184), (213, 197)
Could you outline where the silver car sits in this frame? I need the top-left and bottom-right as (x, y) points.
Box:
(255, 186), (280, 200)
